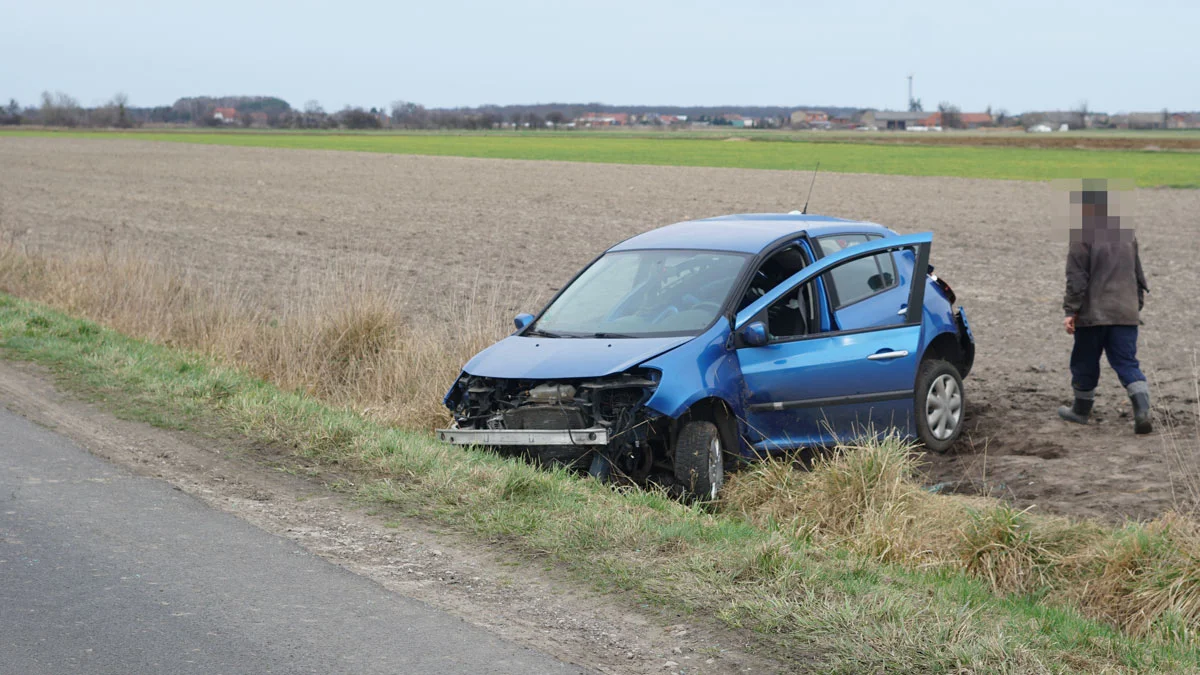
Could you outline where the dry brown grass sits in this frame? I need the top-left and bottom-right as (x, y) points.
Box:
(724, 437), (1200, 637)
(0, 237), (509, 429)
(725, 436), (977, 568)
(1084, 513), (1200, 639)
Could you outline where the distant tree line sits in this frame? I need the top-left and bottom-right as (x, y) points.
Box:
(5, 91), (1195, 132)
(2, 91), (136, 128)
(3, 91), (858, 130)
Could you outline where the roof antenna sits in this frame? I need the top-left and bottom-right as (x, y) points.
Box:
(800, 161), (821, 215)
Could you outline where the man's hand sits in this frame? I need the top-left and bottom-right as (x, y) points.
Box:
(1063, 315), (1076, 335)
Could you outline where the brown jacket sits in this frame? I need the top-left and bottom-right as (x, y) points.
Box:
(1064, 238), (1148, 327)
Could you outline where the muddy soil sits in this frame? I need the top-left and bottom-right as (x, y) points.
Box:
(2, 136), (1199, 523)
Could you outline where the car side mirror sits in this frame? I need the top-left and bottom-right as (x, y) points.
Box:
(739, 321), (768, 348)
(513, 313), (535, 330)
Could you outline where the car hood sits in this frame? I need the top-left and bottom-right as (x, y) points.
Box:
(462, 335), (692, 380)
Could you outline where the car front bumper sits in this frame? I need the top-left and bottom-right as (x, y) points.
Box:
(436, 427), (610, 446)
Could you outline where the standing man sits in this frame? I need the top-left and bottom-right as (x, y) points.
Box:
(1057, 184), (1152, 434)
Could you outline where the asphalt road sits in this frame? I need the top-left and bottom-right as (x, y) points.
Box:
(0, 407), (584, 675)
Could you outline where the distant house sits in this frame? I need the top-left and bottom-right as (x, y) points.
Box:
(919, 111), (993, 129)
(828, 112), (859, 128)
(860, 110), (927, 130)
(724, 114), (755, 128)
(1169, 113), (1200, 129)
(576, 112), (629, 127)
(212, 107), (237, 124)
(1021, 111), (1086, 130)
(1125, 112), (1169, 129)
(789, 110), (830, 127)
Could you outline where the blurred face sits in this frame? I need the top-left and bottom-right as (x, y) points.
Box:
(1081, 202), (1108, 227)
(1053, 179), (1135, 245)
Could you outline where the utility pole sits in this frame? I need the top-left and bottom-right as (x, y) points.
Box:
(906, 74), (922, 112)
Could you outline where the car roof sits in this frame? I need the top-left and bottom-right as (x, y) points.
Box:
(606, 214), (896, 254)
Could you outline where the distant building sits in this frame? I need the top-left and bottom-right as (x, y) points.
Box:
(642, 113), (686, 126)
(919, 111), (993, 129)
(1021, 111), (1086, 130)
(1169, 113), (1200, 129)
(1125, 111), (1169, 129)
(576, 112), (629, 127)
(789, 110), (829, 126)
(212, 107), (237, 124)
(828, 112), (859, 128)
(860, 110), (926, 130)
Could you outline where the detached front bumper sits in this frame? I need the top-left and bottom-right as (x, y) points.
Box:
(436, 427), (610, 446)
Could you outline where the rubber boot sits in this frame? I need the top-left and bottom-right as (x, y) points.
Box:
(1127, 380), (1153, 435)
(1057, 388), (1094, 425)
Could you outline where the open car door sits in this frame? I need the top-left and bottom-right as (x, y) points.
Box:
(733, 232), (932, 453)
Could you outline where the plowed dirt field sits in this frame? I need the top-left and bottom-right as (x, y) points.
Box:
(3, 136), (1198, 522)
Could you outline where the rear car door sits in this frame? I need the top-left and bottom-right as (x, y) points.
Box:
(734, 233), (932, 453)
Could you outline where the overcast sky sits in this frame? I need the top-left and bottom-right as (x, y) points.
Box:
(2, 0), (1196, 113)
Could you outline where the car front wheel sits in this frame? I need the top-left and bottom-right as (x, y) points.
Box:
(673, 420), (724, 501)
(914, 359), (965, 453)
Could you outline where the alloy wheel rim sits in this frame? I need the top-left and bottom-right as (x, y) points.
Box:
(925, 374), (962, 441)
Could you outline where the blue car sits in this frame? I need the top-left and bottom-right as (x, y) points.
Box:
(439, 214), (974, 499)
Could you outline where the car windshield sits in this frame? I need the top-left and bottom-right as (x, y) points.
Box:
(530, 250), (749, 338)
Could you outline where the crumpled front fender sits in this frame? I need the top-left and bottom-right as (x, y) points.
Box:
(641, 320), (743, 421)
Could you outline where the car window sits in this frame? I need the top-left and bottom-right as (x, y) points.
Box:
(532, 249), (749, 338)
(737, 244), (810, 312)
(826, 252), (898, 307)
(764, 279), (820, 341)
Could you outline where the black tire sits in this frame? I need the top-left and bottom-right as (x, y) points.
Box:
(914, 359), (965, 453)
(673, 420), (724, 500)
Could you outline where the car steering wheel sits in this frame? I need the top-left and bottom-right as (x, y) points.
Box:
(650, 306), (679, 324)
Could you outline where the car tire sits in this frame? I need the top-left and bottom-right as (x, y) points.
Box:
(914, 359), (965, 453)
(673, 420), (724, 501)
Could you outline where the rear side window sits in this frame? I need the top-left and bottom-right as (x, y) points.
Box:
(817, 235), (898, 308)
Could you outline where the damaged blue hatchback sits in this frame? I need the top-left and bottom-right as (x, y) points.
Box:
(439, 214), (974, 499)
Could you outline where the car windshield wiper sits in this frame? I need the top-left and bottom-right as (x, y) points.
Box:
(526, 328), (569, 338)
(591, 332), (637, 339)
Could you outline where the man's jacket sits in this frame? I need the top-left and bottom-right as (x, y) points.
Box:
(1063, 237), (1148, 327)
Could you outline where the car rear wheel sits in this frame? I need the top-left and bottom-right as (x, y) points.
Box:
(673, 420), (724, 501)
(914, 359), (965, 453)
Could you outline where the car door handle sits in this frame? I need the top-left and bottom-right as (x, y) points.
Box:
(897, 305), (908, 315)
(867, 350), (909, 361)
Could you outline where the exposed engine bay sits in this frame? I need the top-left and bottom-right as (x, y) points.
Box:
(443, 370), (671, 481)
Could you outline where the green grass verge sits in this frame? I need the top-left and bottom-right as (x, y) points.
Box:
(1, 292), (1196, 673)
(4, 129), (1197, 188)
